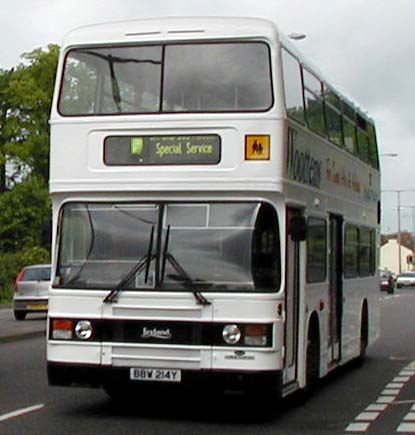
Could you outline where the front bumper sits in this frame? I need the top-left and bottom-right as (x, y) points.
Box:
(13, 298), (48, 312)
(397, 281), (415, 287)
(47, 361), (282, 394)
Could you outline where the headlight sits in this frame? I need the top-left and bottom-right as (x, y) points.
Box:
(75, 320), (93, 340)
(222, 324), (241, 345)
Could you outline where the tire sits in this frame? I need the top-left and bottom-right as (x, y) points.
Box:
(356, 308), (368, 366)
(304, 326), (320, 395)
(14, 310), (26, 321)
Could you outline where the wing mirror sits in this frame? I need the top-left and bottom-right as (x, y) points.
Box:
(289, 215), (307, 242)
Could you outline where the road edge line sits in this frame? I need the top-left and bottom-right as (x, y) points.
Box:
(0, 404), (44, 422)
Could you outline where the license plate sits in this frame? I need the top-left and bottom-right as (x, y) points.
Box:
(27, 303), (48, 310)
(130, 368), (181, 383)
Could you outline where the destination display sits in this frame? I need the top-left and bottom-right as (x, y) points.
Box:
(104, 135), (221, 166)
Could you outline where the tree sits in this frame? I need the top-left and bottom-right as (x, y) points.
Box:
(0, 175), (50, 252)
(0, 46), (59, 303)
(3, 44), (59, 184)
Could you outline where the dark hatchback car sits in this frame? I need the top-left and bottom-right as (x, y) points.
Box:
(379, 269), (395, 294)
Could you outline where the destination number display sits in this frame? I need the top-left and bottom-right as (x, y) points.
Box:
(104, 135), (221, 166)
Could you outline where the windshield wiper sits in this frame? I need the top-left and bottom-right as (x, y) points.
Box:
(164, 253), (211, 306)
(103, 226), (155, 303)
(160, 224), (210, 305)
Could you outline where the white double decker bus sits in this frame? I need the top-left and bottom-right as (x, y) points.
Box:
(47, 17), (380, 400)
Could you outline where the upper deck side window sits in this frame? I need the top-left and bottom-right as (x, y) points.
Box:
(58, 42), (273, 115)
(281, 47), (305, 124)
(280, 45), (379, 170)
(302, 67), (325, 137)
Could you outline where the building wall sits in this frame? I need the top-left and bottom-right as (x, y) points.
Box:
(380, 239), (413, 275)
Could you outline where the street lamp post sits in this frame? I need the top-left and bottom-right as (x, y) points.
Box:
(397, 191), (402, 273)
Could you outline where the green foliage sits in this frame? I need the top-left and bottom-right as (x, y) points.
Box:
(0, 44), (58, 304)
(0, 176), (50, 251)
(3, 44), (59, 184)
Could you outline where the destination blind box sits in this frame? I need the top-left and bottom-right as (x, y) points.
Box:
(104, 135), (221, 166)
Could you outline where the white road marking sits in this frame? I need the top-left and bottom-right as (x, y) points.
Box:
(382, 389), (400, 395)
(397, 422), (415, 432)
(343, 359), (415, 434)
(377, 396), (396, 404)
(345, 422), (370, 432)
(366, 404), (388, 411)
(355, 412), (380, 421)
(394, 376), (411, 382)
(387, 382), (404, 388)
(0, 404), (44, 422)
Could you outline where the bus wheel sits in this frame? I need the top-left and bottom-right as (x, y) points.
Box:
(305, 326), (320, 394)
(356, 307), (368, 365)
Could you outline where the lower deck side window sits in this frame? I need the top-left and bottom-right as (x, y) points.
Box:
(344, 224), (376, 278)
(307, 217), (327, 283)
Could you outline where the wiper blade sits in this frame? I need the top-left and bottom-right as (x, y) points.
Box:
(103, 254), (154, 303)
(165, 253), (211, 306)
(160, 224), (170, 284)
(103, 226), (155, 303)
(160, 224), (210, 305)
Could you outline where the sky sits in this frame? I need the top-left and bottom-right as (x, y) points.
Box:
(1, 0), (414, 234)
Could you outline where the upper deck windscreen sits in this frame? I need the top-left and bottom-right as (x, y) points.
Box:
(58, 42), (273, 115)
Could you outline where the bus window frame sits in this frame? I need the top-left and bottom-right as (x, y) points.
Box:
(57, 41), (276, 117)
(53, 200), (282, 294)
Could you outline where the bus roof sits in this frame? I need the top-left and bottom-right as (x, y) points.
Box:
(59, 16), (374, 125)
(61, 16), (280, 48)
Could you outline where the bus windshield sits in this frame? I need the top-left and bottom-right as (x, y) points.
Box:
(58, 42), (273, 115)
(55, 202), (281, 293)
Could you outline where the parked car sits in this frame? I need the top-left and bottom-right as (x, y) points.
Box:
(379, 269), (395, 294)
(13, 264), (51, 320)
(396, 271), (415, 289)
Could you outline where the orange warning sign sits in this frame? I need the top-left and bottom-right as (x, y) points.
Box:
(245, 135), (270, 160)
